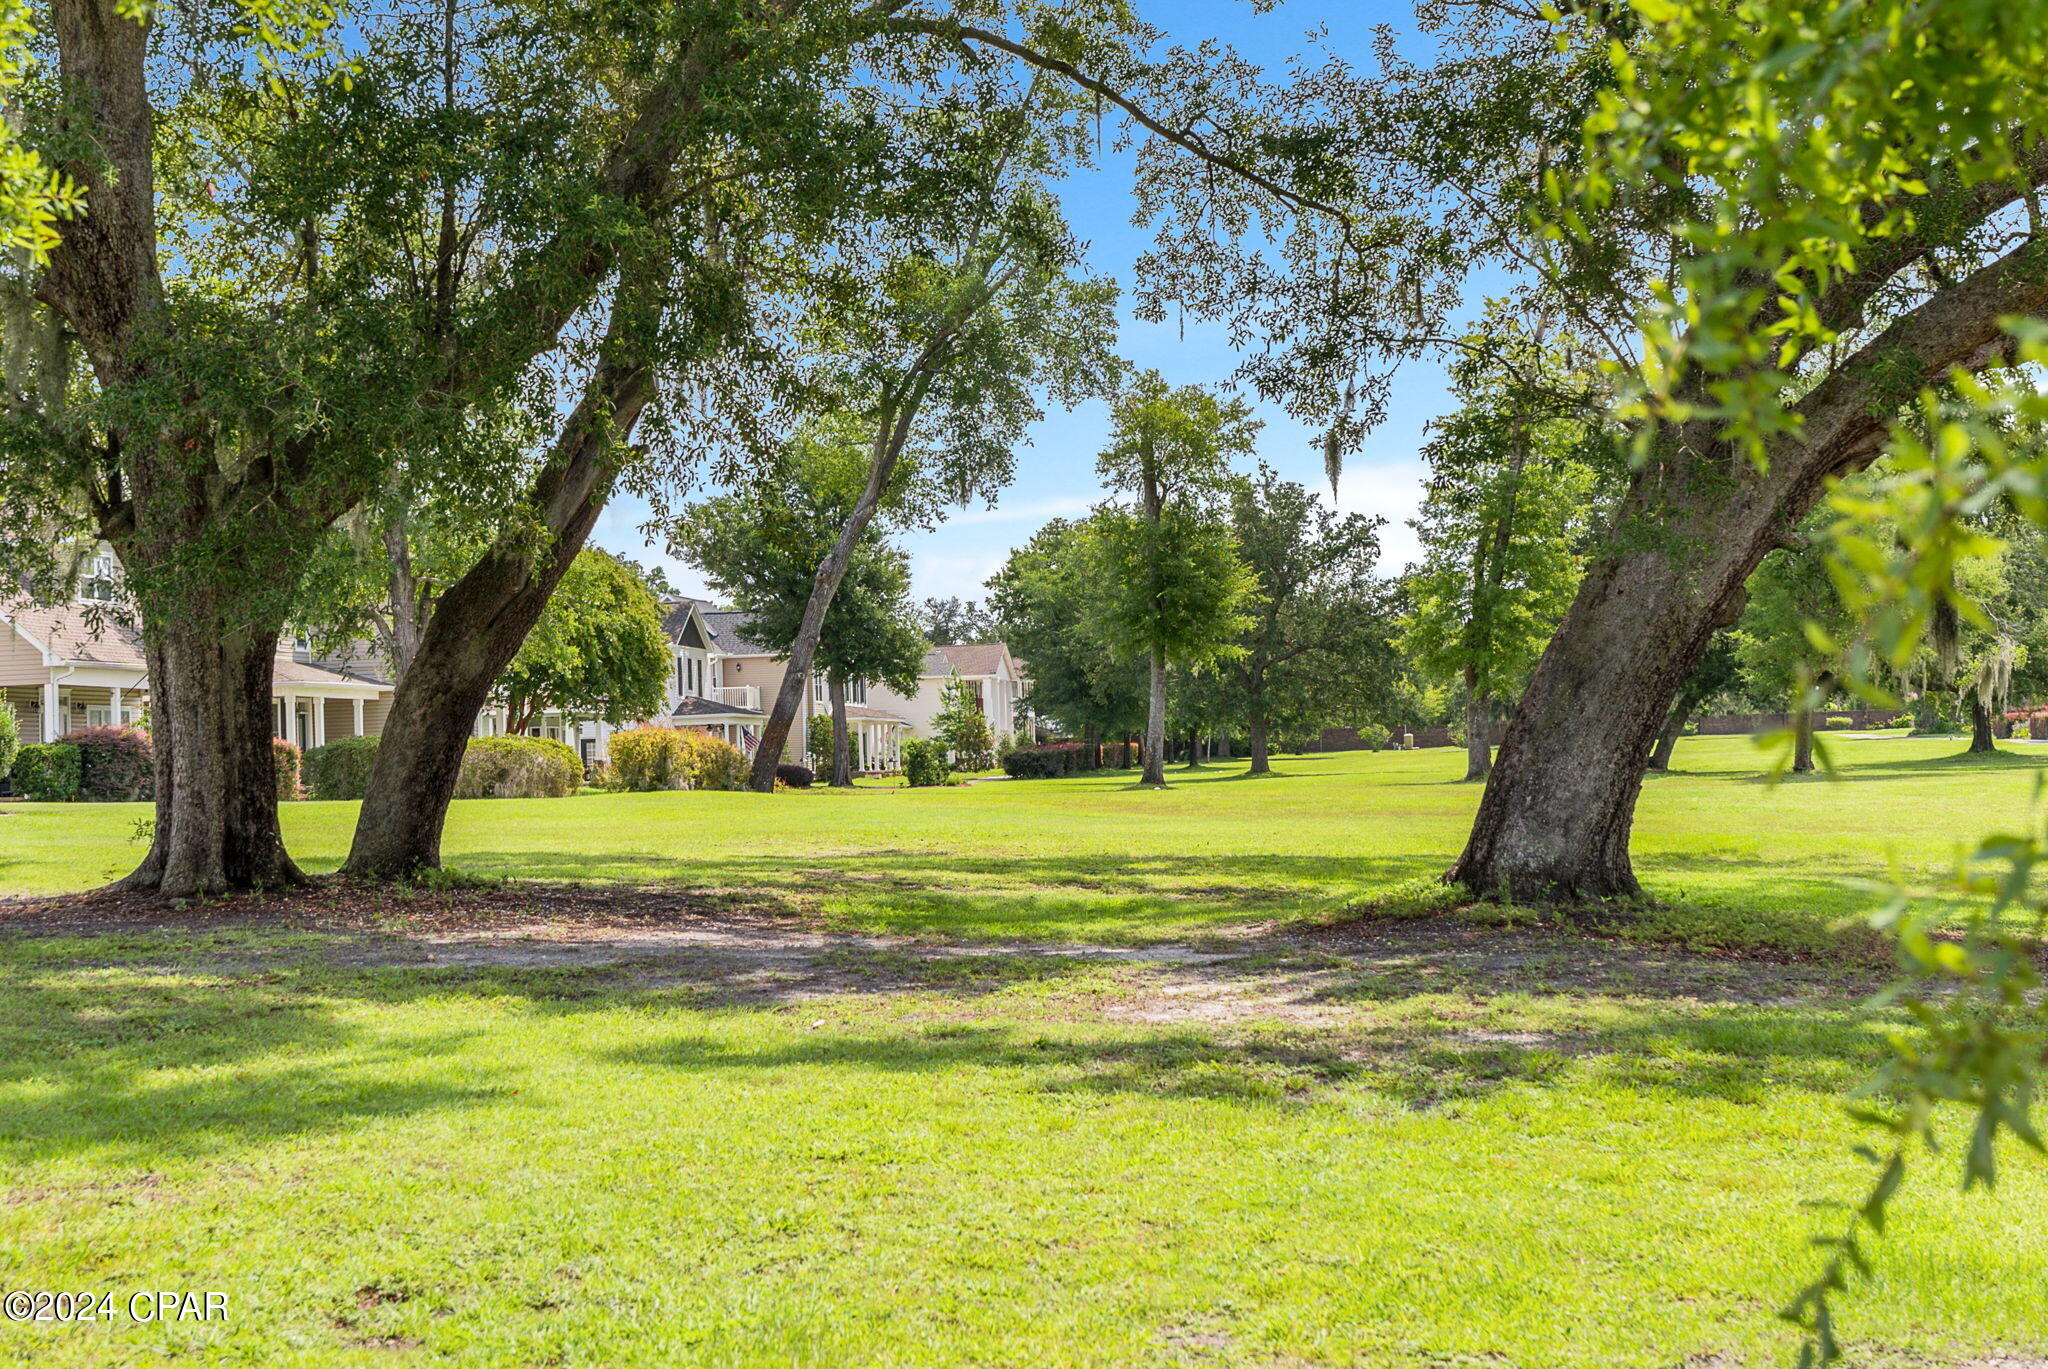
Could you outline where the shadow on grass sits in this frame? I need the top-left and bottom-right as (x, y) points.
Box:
(0, 969), (510, 1166)
(606, 997), (1872, 1112)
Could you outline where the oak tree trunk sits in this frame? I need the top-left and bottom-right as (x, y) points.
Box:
(1463, 683), (1491, 783)
(829, 674), (853, 787)
(1248, 714), (1271, 775)
(1647, 699), (1695, 773)
(1969, 694), (1996, 753)
(1792, 709), (1816, 773)
(1142, 649), (1167, 784)
(1448, 431), (1842, 901)
(346, 357), (652, 880)
(115, 599), (301, 897)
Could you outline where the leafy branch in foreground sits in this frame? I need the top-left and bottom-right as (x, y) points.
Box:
(1781, 818), (2047, 1366)
(1782, 352), (2048, 1363)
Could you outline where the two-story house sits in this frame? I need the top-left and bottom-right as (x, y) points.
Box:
(866, 642), (1030, 746)
(1, 553), (393, 749)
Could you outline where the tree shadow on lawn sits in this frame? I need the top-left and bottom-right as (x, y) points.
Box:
(605, 998), (1875, 1114)
(0, 967), (511, 1167)
(446, 846), (1907, 952)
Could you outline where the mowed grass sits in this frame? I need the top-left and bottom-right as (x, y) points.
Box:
(2, 734), (2047, 1366)
(5, 732), (2045, 947)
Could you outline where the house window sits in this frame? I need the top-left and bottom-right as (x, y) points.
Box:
(80, 554), (120, 604)
(812, 677), (867, 705)
(675, 654), (685, 695)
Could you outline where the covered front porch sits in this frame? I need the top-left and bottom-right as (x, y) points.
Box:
(3, 673), (147, 743)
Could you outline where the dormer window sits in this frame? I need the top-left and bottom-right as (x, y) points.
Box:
(80, 554), (120, 604)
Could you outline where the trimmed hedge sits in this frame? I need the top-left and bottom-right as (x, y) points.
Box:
(13, 743), (81, 801)
(776, 762), (814, 788)
(454, 736), (581, 799)
(304, 735), (381, 800)
(1001, 742), (1090, 779)
(901, 738), (950, 788)
(605, 727), (748, 792)
(0, 705), (17, 781)
(57, 726), (154, 801)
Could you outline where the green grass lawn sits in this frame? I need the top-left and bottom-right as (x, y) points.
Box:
(5, 732), (2043, 947)
(2, 734), (2046, 1366)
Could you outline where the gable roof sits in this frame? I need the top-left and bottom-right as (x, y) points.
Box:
(2, 600), (390, 691)
(1, 600), (147, 669)
(699, 608), (776, 658)
(923, 643), (1010, 678)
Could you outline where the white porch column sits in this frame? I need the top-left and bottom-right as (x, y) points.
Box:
(282, 692), (297, 744)
(311, 696), (326, 749)
(41, 679), (59, 742)
(109, 685), (122, 727)
(352, 698), (365, 737)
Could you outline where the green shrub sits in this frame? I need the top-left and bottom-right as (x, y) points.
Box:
(13, 743), (81, 801)
(684, 732), (748, 791)
(304, 735), (381, 800)
(608, 727), (684, 791)
(1823, 715), (1856, 731)
(0, 705), (17, 780)
(273, 738), (303, 800)
(776, 762), (814, 787)
(901, 738), (950, 787)
(1001, 742), (1089, 779)
(454, 736), (580, 799)
(807, 714), (836, 768)
(57, 726), (154, 801)
(932, 679), (994, 771)
(605, 727), (748, 792)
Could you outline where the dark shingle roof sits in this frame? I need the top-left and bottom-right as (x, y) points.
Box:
(699, 609), (775, 658)
(671, 694), (763, 720)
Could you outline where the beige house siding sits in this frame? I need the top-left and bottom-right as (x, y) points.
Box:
(0, 619), (48, 681)
(719, 653), (805, 760)
(2, 685), (37, 737)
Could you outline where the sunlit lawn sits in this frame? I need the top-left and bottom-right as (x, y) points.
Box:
(5, 732), (2042, 948)
(2, 734), (2046, 1366)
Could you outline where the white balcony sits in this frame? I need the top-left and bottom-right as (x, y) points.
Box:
(717, 685), (761, 712)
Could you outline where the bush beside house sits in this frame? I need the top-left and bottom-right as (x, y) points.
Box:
(454, 736), (582, 799)
(13, 744), (82, 801)
(57, 727), (154, 801)
(0, 707), (18, 785)
(304, 736), (381, 800)
(605, 728), (748, 792)
(776, 763), (814, 788)
(901, 738), (950, 788)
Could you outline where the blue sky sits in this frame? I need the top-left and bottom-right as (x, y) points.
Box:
(593, 0), (1452, 604)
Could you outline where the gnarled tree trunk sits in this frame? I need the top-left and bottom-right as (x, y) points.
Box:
(115, 593), (301, 896)
(1449, 434), (1840, 900)
(1449, 229), (2048, 901)
(1647, 701), (1693, 773)
(345, 354), (653, 880)
(1792, 708), (1816, 773)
